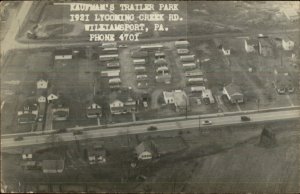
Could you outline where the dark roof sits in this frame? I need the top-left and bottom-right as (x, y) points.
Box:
(224, 83), (242, 96)
(52, 97), (69, 109)
(19, 99), (38, 112)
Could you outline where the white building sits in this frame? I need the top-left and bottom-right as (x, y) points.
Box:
(244, 39), (257, 53)
(37, 79), (48, 89)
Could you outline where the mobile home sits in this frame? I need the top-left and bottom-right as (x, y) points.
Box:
(99, 54), (119, 61)
(182, 63), (196, 70)
(133, 59), (146, 66)
(175, 40), (190, 48)
(180, 55), (195, 62)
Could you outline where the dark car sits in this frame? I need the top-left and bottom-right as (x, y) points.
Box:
(241, 116), (251, 121)
(147, 126), (157, 131)
(14, 136), (23, 141)
(73, 131), (83, 135)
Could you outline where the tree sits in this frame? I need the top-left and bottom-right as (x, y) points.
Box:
(259, 128), (277, 148)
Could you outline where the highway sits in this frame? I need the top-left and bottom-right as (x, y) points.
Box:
(1, 109), (299, 148)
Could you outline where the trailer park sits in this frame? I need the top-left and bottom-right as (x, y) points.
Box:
(1, 33), (300, 134)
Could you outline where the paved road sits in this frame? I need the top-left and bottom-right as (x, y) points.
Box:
(2, 109), (299, 148)
(0, 1), (33, 56)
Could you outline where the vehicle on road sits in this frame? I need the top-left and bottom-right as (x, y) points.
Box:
(14, 136), (23, 141)
(201, 120), (212, 125)
(241, 116), (251, 121)
(73, 131), (83, 135)
(147, 126), (157, 131)
(119, 44), (128, 48)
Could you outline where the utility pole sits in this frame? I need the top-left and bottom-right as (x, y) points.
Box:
(185, 96), (188, 119)
(257, 98), (260, 111)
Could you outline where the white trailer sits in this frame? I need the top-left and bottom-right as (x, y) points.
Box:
(185, 70), (204, 77)
(140, 44), (164, 51)
(180, 55), (195, 62)
(102, 42), (117, 48)
(99, 54), (119, 61)
(191, 86), (206, 92)
(135, 66), (146, 73)
(133, 59), (146, 65)
(109, 78), (121, 84)
(182, 63), (196, 70)
(175, 40), (190, 48)
(177, 48), (189, 55)
(101, 70), (120, 77)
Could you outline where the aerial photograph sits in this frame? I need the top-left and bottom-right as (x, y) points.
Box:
(0, 1), (299, 193)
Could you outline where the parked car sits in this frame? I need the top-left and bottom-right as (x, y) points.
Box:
(14, 136), (23, 141)
(241, 116), (251, 121)
(201, 120), (212, 125)
(73, 131), (83, 135)
(147, 126), (157, 131)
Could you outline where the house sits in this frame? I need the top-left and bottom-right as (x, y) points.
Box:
(135, 141), (153, 160)
(37, 95), (47, 103)
(223, 83), (244, 104)
(54, 48), (72, 60)
(42, 159), (65, 173)
(244, 39), (257, 53)
(109, 89), (137, 114)
(135, 137), (187, 160)
(274, 68), (294, 94)
(202, 89), (215, 104)
(52, 98), (69, 121)
(277, 36), (295, 51)
(154, 58), (168, 67)
(163, 90), (189, 112)
(22, 148), (33, 160)
(86, 101), (102, 118)
(258, 39), (273, 57)
(17, 100), (38, 124)
(47, 93), (59, 103)
(86, 144), (106, 164)
(156, 66), (169, 75)
(37, 79), (48, 89)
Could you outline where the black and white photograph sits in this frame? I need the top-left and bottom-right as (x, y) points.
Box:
(0, 1), (299, 193)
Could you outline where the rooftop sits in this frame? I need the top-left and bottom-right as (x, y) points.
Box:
(224, 83), (242, 96)
(42, 160), (65, 171)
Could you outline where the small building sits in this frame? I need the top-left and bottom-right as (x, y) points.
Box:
(180, 55), (195, 62)
(163, 90), (189, 112)
(37, 95), (47, 103)
(37, 79), (48, 89)
(214, 39), (230, 55)
(22, 148), (33, 160)
(42, 160), (65, 173)
(86, 144), (106, 164)
(86, 102), (102, 118)
(156, 66), (169, 75)
(185, 69), (204, 77)
(52, 98), (69, 121)
(135, 141), (153, 160)
(131, 50), (148, 58)
(102, 42), (117, 48)
(182, 63), (196, 71)
(154, 58), (168, 67)
(222, 45), (231, 56)
(223, 83), (244, 104)
(101, 70), (120, 77)
(155, 51), (165, 59)
(175, 40), (190, 48)
(281, 36), (295, 51)
(18, 100), (38, 124)
(47, 93), (59, 103)
(258, 39), (273, 57)
(177, 48), (189, 55)
(133, 59), (146, 66)
(244, 39), (257, 53)
(102, 47), (118, 54)
(135, 66), (146, 74)
(274, 68), (294, 94)
(187, 77), (205, 86)
(190, 86), (206, 93)
(140, 44), (163, 51)
(202, 89), (215, 104)
(106, 61), (120, 69)
(54, 48), (73, 60)
(109, 89), (137, 114)
(155, 74), (171, 84)
(137, 74), (148, 81)
(99, 54), (119, 61)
